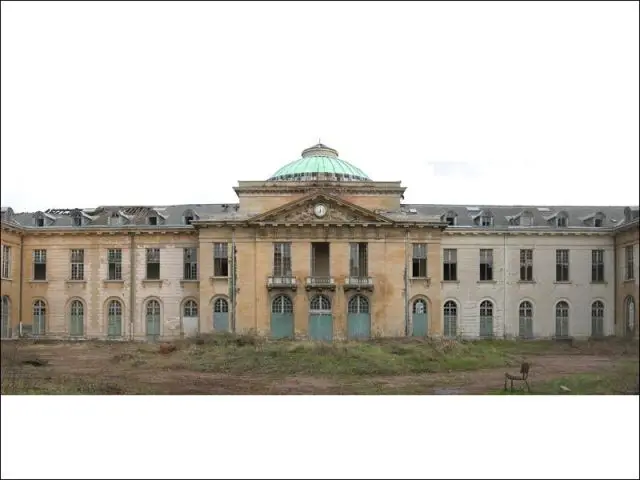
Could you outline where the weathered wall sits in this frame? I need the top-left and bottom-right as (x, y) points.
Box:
(1, 226), (22, 337)
(615, 225), (639, 336)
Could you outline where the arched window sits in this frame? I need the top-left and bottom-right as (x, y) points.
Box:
(479, 300), (494, 337)
(349, 295), (370, 314)
(214, 298), (229, 313)
(272, 295), (293, 314)
(107, 300), (123, 338)
(518, 301), (533, 338)
(555, 301), (570, 337)
(591, 301), (604, 337)
(33, 300), (46, 336)
(1, 296), (10, 338)
(625, 296), (636, 335)
(69, 299), (84, 337)
(443, 300), (457, 337)
(412, 299), (426, 314)
(183, 299), (198, 317)
(310, 294), (331, 311)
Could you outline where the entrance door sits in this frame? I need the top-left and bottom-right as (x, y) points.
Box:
(412, 299), (428, 337)
(271, 295), (294, 339)
(182, 299), (199, 337)
(308, 294), (332, 341)
(146, 299), (161, 341)
(213, 298), (230, 332)
(347, 295), (371, 340)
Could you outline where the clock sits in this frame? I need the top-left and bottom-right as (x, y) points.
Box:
(314, 204), (327, 218)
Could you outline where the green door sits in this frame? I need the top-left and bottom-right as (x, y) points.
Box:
(213, 298), (230, 332)
(348, 295), (371, 340)
(412, 299), (428, 337)
(271, 295), (294, 339)
(518, 301), (533, 338)
(591, 301), (604, 337)
(309, 294), (332, 341)
(69, 300), (84, 337)
(555, 301), (569, 337)
(107, 300), (123, 338)
(479, 300), (493, 338)
(1, 296), (9, 338)
(146, 300), (161, 341)
(443, 301), (457, 338)
(33, 300), (46, 336)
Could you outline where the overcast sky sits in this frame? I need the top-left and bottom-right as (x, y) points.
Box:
(1, 1), (638, 212)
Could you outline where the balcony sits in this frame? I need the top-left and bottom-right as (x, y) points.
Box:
(344, 276), (374, 292)
(305, 276), (336, 291)
(267, 276), (298, 291)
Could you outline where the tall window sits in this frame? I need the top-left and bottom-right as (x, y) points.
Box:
(107, 300), (123, 338)
(33, 249), (47, 281)
(70, 249), (85, 281)
(214, 243), (229, 277)
(479, 249), (493, 281)
(479, 300), (494, 337)
(443, 249), (457, 281)
(591, 300), (604, 337)
(33, 300), (46, 336)
(591, 249), (605, 283)
(518, 301), (533, 338)
(349, 243), (368, 277)
(555, 249), (570, 282)
(1, 245), (10, 279)
(519, 249), (533, 281)
(443, 300), (457, 337)
(555, 301), (569, 337)
(412, 244), (427, 278)
(108, 249), (122, 280)
(183, 248), (198, 280)
(625, 246), (635, 280)
(272, 243), (292, 277)
(146, 248), (160, 280)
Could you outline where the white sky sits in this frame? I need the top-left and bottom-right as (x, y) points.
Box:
(1, 1), (638, 212)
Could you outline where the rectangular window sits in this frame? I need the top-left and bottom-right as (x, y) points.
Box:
(349, 242), (368, 277)
(557, 216), (568, 227)
(591, 249), (605, 283)
(412, 243), (427, 278)
(519, 249), (533, 281)
(481, 215), (493, 227)
(213, 243), (229, 277)
(625, 246), (635, 280)
(272, 242), (292, 277)
(183, 247), (198, 280)
(443, 248), (457, 281)
(556, 249), (570, 282)
(1, 245), (10, 279)
(479, 249), (493, 281)
(108, 249), (122, 280)
(146, 248), (160, 280)
(70, 249), (85, 280)
(33, 249), (47, 280)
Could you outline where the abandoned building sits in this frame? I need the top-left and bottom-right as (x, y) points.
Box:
(1, 143), (639, 341)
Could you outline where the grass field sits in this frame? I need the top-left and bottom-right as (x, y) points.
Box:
(1, 334), (638, 395)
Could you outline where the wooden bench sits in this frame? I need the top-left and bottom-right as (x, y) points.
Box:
(504, 362), (531, 393)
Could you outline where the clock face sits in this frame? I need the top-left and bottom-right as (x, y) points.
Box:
(314, 204), (327, 218)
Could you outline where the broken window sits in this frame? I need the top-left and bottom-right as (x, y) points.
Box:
(591, 249), (605, 283)
(412, 243), (427, 278)
(33, 249), (47, 281)
(556, 249), (570, 282)
(214, 243), (229, 277)
(108, 249), (122, 280)
(70, 249), (85, 280)
(273, 243), (292, 277)
(443, 248), (457, 281)
(479, 249), (493, 281)
(146, 248), (160, 280)
(519, 249), (533, 281)
(183, 247), (198, 280)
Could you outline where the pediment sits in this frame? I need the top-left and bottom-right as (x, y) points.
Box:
(247, 194), (394, 225)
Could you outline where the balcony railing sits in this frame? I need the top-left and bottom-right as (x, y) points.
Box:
(267, 276), (298, 290)
(305, 276), (336, 291)
(344, 276), (374, 291)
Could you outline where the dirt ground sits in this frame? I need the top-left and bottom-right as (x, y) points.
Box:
(2, 338), (638, 394)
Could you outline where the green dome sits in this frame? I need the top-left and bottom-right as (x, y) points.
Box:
(268, 143), (370, 182)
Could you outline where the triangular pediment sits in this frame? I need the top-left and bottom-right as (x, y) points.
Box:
(247, 193), (394, 225)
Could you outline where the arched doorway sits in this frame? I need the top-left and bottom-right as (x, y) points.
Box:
(145, 299), (161, 341)
(308, 294), (332, 341)
(69, 299), (84, 337)
(412, 299), (428, 337)
(213, 297), (230, 332)
(443, 300), (457, 338)
(625, 296), (636, 335)
(107, 299), (123, 338)
(479, 300), (494, 338)
(518, 301), (533, 339)
(33, 300), (46, 336)
(271, 295), (294, 339)
(591, 301), (604, 337)
(182, 299), (199, 337)
(347, 295), (371, 340)
(1, 296), (9, 338)
(555, 301), (569, 338)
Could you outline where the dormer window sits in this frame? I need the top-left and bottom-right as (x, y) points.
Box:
(443, 211), (457, 226)
(594, 218), (603, 227)
(108, 212), (122, 226)
(183, 209), (198, 225)
(36, 217), (44, 227)
(480, 214), (493, 227)
(519, 211), (533, 226)
(72, 215), (82, 227)
(556, 215), (568, 227)
(148, 216), (158, 226)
